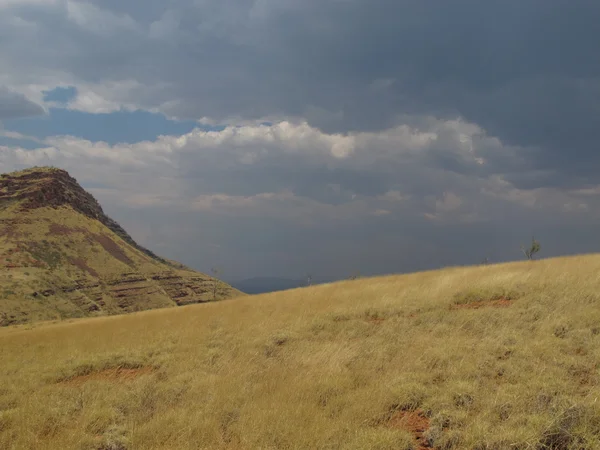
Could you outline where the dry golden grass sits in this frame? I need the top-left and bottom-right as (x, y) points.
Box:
(2, 254), (600, 449)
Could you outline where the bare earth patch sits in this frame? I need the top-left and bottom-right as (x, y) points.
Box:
(385, 409), (433, 449)
(48, 225), (134, 267)
(93, 234), (134, 266)
(59, 366), (155, 385)
(69, 257), (99, 277)
(48, 223), (77, 236)
(451, 298), (512, 310)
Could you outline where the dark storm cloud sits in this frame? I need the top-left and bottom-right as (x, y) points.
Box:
(3, 1), (599, 165)
(0, 87), (44, 120)
(176, 152), (391, 200)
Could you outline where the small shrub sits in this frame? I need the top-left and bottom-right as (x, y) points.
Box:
(521, 236), (541, 260)
(537, 406), (591, 449)
(453, 392), (474, 409)
(554, 325), (569, 338)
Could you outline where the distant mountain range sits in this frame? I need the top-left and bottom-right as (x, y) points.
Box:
(232, 276), (334, 295)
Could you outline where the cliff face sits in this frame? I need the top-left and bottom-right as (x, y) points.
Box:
(0, 166), (243, 326)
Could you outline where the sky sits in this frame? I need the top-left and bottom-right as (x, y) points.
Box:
(1, 0), (600, 282)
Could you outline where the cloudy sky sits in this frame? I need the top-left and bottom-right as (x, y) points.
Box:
(1, 0), (600, 282)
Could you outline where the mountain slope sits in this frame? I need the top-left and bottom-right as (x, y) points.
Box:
(0, 166), (243, 326)
(1, 254), (600, 448)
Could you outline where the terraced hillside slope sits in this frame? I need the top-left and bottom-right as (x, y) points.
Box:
(1, 255), (600, 449)
(0, 166), (242, 326)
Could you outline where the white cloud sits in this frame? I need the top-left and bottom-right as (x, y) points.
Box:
(0, 130), (43, 143)
(1, 116), (592, 228)
(435, 192), (463, 213)
(381, 190), (408, 202)
(2, 117), (493, 180)
(65, 80), (156, 114)
(67, 90), (122, 114)
(66, 1), (141, 35)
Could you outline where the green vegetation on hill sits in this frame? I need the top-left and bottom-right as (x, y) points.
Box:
(1, 254), (600, 448)
(0, 166), (242, 326)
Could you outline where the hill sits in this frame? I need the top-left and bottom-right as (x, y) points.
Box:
(0, 166), (242, 326)
(2, 254), (600, 449)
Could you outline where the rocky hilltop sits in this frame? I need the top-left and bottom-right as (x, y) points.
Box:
(0, 166), (243, 326)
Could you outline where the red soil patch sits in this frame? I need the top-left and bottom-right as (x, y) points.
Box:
(3, 224), (26, 239)
(93, 234), (133, 266)
(47, 225), (133, 267)
(48, 224), (75, 236)
(386, 409), (433, 449)
(60, 366), (155, 385)
(69, 257), (99, 277)
(451, 298), (512, 310)
(47, 224), (90, 236)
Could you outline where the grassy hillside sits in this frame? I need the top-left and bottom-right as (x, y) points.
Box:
(0, 167), (242, 325)
(2, 255), (600, 449)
